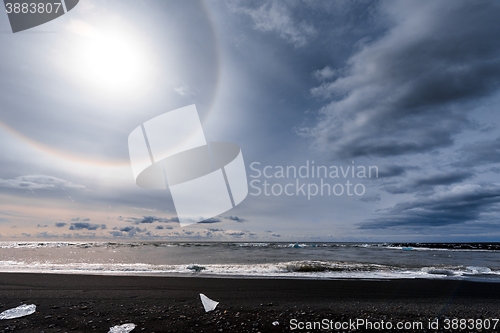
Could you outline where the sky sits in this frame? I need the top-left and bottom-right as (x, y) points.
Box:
(1, 0), (500, 242)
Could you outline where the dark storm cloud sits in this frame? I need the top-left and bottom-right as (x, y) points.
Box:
(360, 184), (500, 229)
(303, 0), (500, 159)
(382, 171), (474, 194)
(224, 215), (247, 223)
(69, 222), (106, 230)
(54, 222), (67, 228)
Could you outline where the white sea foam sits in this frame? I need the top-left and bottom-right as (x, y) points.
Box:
(385, 246), (494, 252)
(0, 260), (498, 281)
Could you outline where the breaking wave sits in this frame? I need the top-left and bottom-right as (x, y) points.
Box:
(0, 260), (498, 282)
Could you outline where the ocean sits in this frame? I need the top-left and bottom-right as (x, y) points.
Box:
(0, 242), (499, 282)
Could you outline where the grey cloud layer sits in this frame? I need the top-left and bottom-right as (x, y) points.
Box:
(304, 0), (500, 159)
(120, 216), (179, 224)
(361, 184), (500, 229)
(382, 171), (474, 194)
(456, 136), (500, 167)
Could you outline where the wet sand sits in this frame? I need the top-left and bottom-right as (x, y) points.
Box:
(0, 273), (499, 332)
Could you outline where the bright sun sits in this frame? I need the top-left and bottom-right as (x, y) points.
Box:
(84, 34), (143, 89)
(69, 21), (153, 96)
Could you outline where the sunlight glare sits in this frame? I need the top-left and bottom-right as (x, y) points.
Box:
(71, 21), (153, 96)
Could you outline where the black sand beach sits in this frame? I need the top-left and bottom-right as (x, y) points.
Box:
(0, 273), (499, 332)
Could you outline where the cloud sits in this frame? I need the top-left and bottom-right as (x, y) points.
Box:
(55, 222), (67, 228)
(313, 66), (336, 81)
(359, 194), (381, 203)
(36, 231), (59, 238)
(69, 222), (106, 230)
(455, 136), (500, 167)
(207, 228), (224, 232)
(224, 215), (247, 223)
(303, 0), (500, 159)
(230, 0), (316, 47)
(122, 226), (144, 232)
(224, 230), (246, 237)
(169, 77), (196, 97)
(382, 171), (474, 194)
(412, 172), (474, 187)
(155, 224), (172, 230)
(68, 232), (96, 239)
(198, 217), (221, 224)
(123, 216), (179, 224)
(360, 183), (500, 229)
(109, 226), (147, 237)
(376, 165), (409, 179)
(71, 217), (90, 222)
(271, 233), (281, 237)
(36, 224), (48, 228)
(0, 175), (85, 191)
(132, 207), (157, 212)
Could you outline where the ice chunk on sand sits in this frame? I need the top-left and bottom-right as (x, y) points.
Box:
(0, 304), (36, 320)
(200, 293), (219, 312)
(108, 323), (136, 333)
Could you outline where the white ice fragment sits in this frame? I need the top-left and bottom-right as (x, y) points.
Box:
(108, 323), (136, 333)
(199, 293), (219, 312)
(272, 321), (279, 326)
(0, 304), (36, 320)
